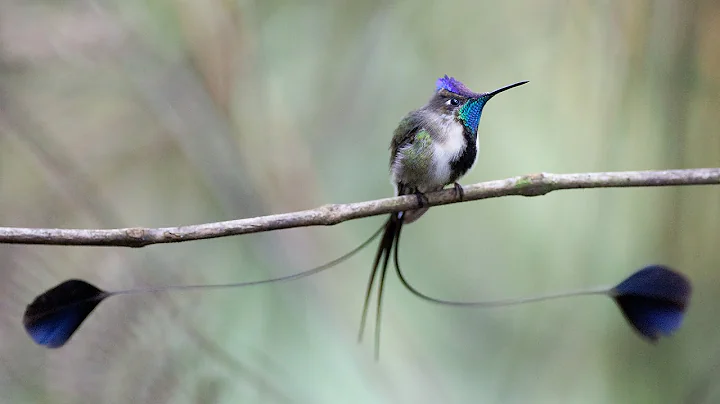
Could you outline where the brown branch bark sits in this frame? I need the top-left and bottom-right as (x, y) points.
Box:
(1, 168), (718, 247)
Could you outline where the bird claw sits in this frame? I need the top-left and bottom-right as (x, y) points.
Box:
(414, 191), (429, 208)
(453, 182), (464, 201)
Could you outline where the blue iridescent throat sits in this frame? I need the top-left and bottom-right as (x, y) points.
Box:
(458, 98), (486, 134)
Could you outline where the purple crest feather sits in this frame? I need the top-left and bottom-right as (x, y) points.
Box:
(435, 75), (479, 98)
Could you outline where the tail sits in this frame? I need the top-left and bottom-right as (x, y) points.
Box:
(357, 211), (405, 360)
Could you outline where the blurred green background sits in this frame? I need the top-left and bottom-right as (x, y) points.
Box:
(1, 0), (719, 403)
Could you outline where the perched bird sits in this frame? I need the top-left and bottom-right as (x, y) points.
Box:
(358, 76), (529, 358)
(391, 76), (529, 221)
(21, 76), (691, 358)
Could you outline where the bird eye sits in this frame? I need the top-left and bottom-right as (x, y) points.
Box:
(448, 98), (460, 106)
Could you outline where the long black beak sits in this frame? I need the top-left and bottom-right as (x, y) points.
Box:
(483, 80), (529, 99)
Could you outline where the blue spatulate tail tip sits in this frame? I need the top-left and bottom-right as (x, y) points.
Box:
(612, 265), (691, 342)
(23, 279), (107, 348)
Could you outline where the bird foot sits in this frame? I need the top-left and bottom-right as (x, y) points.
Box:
(414, 191), (429, 209)
(453, 182), (464, 201)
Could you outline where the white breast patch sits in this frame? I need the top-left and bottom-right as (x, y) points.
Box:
(429, 115), (466, 185)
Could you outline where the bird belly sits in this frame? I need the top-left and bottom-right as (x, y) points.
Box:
(391, 146), (438, 192)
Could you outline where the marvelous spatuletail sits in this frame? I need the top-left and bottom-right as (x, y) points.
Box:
(359, 75), (529, 358)
(20, 76), (691, 353)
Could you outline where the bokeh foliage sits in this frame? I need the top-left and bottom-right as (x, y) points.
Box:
(0, 0), (719, 403)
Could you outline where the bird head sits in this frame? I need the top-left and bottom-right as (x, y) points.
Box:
(429, 75), (528, 134)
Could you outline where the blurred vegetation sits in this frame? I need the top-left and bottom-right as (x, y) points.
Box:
(0, 0), (719, 403)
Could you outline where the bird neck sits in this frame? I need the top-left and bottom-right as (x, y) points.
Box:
(458, 98), (485, 136)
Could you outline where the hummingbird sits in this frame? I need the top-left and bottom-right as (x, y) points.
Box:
(20, 76), (691, 358)
(357, 76), (529, 358)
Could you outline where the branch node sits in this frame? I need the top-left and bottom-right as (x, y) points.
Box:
(514, 172), (554, 197)
(319, 204), (342, 225)
(125, 228), (146, 239)
(125, 228), (152, 246)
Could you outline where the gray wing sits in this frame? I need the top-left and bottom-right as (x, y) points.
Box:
(389, 111), (424, 168)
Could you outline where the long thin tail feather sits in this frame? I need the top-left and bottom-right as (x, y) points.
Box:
(373, 222), (395, 360)
(358, 213), (403, 360)
(24, 224), (387, 348)
(357, 216), (394, 342)
(392, 224), (690, 343)
(393, 224), (607, 308)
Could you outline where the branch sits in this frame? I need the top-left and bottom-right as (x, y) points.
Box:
(2, 168), (718, 248)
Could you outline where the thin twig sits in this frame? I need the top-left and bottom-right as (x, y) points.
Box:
(1, 168), (718, 247)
